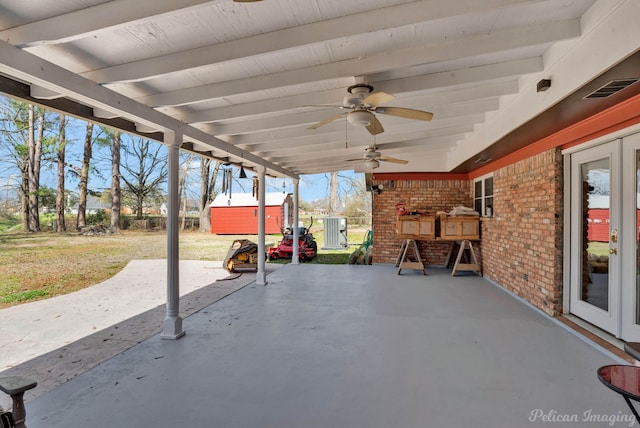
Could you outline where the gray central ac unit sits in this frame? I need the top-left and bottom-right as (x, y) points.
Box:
(323, 217), (347, 250)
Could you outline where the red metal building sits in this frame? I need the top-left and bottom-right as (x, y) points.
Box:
(210, 192), (292, 235)
(587, 208), (640, 242)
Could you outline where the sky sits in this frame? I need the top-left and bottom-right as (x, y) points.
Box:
(0, 98), (365, 205)
(247, 171), (364, 203)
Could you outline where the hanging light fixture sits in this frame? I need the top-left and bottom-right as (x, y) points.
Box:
(364, 159), (380, 169)
(347, 110), (374, 127)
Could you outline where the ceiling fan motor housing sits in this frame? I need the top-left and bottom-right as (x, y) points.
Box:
(365, 149), (381, 159)
(343, 83), (374, 107)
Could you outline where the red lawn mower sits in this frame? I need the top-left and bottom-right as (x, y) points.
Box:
(268, 218), (318, 261)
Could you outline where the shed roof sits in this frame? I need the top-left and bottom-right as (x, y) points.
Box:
(210, 192), (289, 208)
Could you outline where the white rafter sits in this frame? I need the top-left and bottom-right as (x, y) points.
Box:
(179, 59), (539, 124)
(0, 0), (223, 47)
(136, 21), (571, 108)
(76, 0), (542, 84)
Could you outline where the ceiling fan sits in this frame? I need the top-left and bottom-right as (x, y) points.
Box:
(347, 146), (408, 170)
(308, 84), (433, 135)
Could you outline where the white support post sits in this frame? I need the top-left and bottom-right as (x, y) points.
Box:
(162, 130), (185, 339)
(292, 178), (300, 265)
(256, 166), (267, 285)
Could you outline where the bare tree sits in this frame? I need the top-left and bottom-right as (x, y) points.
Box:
(178, 153), (194, 230)
(120, 137), (167, 219)
(27, 106), (45, 232)
(110, 131), (122, 231)
(198, 158), (222, 232)
(329, 171), (338, 215)
(54, 114), (68, 232)
(0, 101), (48, 232)
(76, 122), (94, 229)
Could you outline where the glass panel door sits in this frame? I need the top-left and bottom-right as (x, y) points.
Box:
(581, 158), (610, 311)
(621, 132), (640, 341)
(570, 141), (620, 336)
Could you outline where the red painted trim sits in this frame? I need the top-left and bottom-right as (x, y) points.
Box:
(372, 172), (469, 181)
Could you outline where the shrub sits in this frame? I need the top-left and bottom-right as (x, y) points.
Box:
(87, 209), (108, 225)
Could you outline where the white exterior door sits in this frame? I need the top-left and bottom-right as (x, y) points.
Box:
(569, 132), (640, 340)
(569, 140), (621, 336)
(620, 132), (640, 341)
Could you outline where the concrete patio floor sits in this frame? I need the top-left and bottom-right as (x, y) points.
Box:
(23, 264), (633, 427)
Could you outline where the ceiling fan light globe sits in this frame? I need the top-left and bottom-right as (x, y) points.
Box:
(347, 110), (373, 127)
(364, 159), (380, 169)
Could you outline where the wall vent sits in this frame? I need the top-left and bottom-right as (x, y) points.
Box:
(584, 78), (639, 99)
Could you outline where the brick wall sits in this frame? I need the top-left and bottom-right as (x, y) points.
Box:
(371, 178), (471, 266)
(371, 148), (563, 316)
(481, 149), (563, 316)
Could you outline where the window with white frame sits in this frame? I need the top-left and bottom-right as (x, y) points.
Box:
(474, 174), (494, 217)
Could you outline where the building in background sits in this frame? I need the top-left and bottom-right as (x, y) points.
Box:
(210, 192), (292, 235)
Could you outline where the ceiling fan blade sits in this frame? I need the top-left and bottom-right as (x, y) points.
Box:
(345, 158), (364, 162)
(366, 116), (384, 135)
(377, 106), (433, 121)
(362, 91), (396, 107)
(308, 112), (348, 130)
(379, 155), (409, 164)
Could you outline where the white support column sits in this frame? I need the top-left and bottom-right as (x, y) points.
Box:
(256, 166), (267, 285)
(161, 130), (185, 339)
(292, 178), (300, 265)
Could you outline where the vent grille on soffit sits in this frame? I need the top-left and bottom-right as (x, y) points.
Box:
(584, 78), (639, 99)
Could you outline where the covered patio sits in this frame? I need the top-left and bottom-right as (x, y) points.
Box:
(23, 265), (629, 428)
(1, 1), (640, 426)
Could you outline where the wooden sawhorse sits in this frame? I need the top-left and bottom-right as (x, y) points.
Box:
(445, 240), (482, 276)
(395, 239), (427, 275)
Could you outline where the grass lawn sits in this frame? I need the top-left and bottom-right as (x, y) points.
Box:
(588, 241), (610, 257)
(0, 227), (370, 308)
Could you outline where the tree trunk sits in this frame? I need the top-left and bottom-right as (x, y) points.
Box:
(180, 182), (187, 231)
(329, 171), (338, 215)
(110, 132), (121, 231)
(76, 122), (93, 230)
(198, 158), (211, 232)
(26, 106), (41, 232)
(55, 115), (67, 232)
(136, 194), (144, 219)
(20, 172), (29, 232)
(198, 159), (221, 233)
(178, 154), (192, 231)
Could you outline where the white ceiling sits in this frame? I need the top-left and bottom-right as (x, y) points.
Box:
(0, 0), (638, 177)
